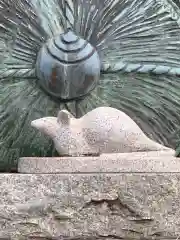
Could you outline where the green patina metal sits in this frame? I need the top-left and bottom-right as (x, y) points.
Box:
(0, 0), (180, 171)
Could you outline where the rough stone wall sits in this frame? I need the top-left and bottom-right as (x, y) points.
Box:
(0, 173), (180, 239)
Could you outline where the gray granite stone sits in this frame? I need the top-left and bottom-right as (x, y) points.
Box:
(18, 150), (176, 173)
(0, 173), (180, 239)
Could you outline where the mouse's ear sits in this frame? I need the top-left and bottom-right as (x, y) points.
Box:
(57, 110), (74, 125)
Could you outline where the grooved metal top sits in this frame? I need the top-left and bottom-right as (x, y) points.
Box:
(36, 29), (101, 101)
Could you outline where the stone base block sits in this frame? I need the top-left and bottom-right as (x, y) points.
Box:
(0, 173), (180, 239)
(19, 150), (176, 173)
(0, 150), (179, 239)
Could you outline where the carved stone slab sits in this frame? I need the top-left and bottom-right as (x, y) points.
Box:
(18, 150), (176, 173)
(0, 172), (180, 239)
(0, 150), (177, 239)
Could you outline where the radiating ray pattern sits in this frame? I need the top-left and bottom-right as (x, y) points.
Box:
(0, 0), (180, 170)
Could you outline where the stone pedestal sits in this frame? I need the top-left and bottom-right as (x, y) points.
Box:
(1, 150), (180, 239)
(19, 150), (176, 173)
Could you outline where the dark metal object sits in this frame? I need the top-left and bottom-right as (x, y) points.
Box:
(36, 29), (101, 101)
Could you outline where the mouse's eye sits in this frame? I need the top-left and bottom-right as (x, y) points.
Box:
(35, 29), (101, 101)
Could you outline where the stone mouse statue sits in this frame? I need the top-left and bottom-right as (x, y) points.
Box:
(31, 107), (174, 156)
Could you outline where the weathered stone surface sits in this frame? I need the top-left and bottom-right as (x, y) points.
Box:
(18, 150), (176, 173)
(0, 172), (180, 239)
